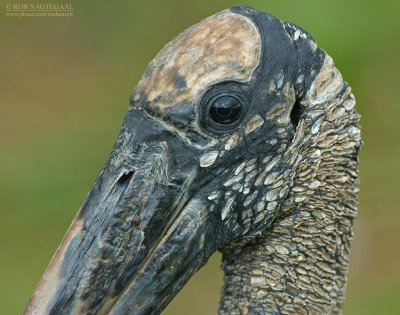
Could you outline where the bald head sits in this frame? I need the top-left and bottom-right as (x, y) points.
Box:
(133, 11), (260, 120)
(128, 6), (323, 149)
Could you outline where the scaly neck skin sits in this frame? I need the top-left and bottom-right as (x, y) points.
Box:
(219, 135), (359, 315)
(219, 177), (358, 314)
(218, 55), (361, 314)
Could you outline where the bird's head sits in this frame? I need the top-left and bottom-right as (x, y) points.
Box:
(25, 6), (360, 315)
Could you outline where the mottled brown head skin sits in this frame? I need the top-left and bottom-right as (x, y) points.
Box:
(24, 5), (360, 315)
(132, 10), (261, 146)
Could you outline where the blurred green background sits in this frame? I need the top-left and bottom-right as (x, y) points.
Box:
(1, 0), (399, 313)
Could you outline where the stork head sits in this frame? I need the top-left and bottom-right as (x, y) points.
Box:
(25, 5), (358, 314)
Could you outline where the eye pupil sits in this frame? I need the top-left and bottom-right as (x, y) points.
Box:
(210, 96), (242, 124)
(216, 106), (232, 117)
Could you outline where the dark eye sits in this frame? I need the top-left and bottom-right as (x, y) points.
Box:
(210, 96), (242, 124)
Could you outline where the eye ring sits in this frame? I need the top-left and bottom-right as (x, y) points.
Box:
(201, 90), (247, 134)
(209, 95), (242, 125)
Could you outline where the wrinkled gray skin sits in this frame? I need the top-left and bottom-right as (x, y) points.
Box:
(25, 5), (361, 315)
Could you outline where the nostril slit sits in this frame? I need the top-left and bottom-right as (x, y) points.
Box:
(117, 171), (134, 184)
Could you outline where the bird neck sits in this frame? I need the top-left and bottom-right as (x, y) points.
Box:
(218, 55), (361, 314)
(218, 94), (360, 314)
(218, 176), (358, 314)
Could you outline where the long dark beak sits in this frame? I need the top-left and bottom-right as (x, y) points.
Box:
(24, 109), (220, 314)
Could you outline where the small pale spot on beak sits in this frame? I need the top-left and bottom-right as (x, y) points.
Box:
(200, 151), (219, 167)
(199, 233), (205, 249)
